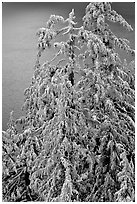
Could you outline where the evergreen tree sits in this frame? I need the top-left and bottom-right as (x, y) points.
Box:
(2, 2), (135, 202)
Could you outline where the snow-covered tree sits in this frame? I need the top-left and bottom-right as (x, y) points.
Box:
(2, 2), (135, 201)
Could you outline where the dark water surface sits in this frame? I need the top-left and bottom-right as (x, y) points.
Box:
(2, 2), (135, 130)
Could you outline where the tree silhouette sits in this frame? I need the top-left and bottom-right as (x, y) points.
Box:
(2, 2), (135, 202)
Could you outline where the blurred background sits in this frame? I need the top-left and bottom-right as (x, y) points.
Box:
(2, 2), (135, 130)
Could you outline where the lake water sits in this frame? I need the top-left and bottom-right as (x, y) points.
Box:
(2, 2), (135, 130)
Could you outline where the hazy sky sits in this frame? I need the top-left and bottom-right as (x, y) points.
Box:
(2, 2), (135, 130)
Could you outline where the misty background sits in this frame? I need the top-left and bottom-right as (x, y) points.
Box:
(2, 2), (135, 130)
